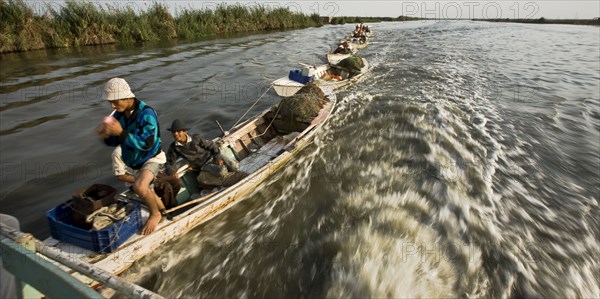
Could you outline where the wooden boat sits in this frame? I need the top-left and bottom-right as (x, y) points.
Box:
(326, 48), (358, 65)
(272, 58), (369, 97)
(350, 40), (368, 49)
(346, 35), (368, 49)
(40, 88), (337, 288)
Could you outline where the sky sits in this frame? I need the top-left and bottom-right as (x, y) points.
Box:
(26, 1), (600, 19)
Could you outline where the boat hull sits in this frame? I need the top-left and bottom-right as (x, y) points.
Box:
(271, 79), (304, 97)
(327, 47), (358, 65)
(327, 53), (352, 65)
(272, 58), (369, 97)
(351, 41), (368, 49)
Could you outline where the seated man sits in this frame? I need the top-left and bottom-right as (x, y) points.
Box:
(112, 145), (180, 209)
(333, 41), (352, 54)
(359, 32), (367, 43)
(164, 119), (241, 190)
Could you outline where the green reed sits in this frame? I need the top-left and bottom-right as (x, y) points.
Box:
(0, 0), (322, 53)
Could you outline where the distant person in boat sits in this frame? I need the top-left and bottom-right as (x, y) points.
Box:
(164, 119), (241, 190)
(96, 77), (165, 235)
(332, 45), (347, 54)
(333, 41), (352, 54)
(359, 31), (367, 43)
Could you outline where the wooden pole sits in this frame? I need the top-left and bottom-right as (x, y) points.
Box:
(164, 189), (221, 214)
(215, 120), (227, 136)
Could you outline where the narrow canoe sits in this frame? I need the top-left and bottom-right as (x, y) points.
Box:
(350, 40), (368, 49)
(326, 49), (358, 65)
(272, 58), (369, 97)
(42, 88), (337, 288)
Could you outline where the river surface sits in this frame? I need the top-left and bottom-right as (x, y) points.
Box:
(1, 21), (599, 298)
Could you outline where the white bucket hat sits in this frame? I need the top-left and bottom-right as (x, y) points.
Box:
(102, 78), (135, 101)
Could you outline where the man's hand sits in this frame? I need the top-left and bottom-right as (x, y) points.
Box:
(171, 172), (180, 181)
(216, 159), (224, 166)
(95, 124), (109, 139)
(103, 117), (123, 136)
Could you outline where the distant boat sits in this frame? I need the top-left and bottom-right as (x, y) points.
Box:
(350, 39), (368, 49)
(326, 47), (358, 64)
(271, 58), (369, 97)
(347, 33), (369, 49)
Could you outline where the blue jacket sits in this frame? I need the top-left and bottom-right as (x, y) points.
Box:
(105, 99), (161, 169)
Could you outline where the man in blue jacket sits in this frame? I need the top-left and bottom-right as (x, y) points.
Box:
(96, 78), (165, 235)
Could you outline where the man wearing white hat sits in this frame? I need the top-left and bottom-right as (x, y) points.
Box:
(96, 78), (166, 235)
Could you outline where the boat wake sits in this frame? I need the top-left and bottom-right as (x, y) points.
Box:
(310, 85), (503, 297)
(119, 139), (326, 298)
(311, 24), (599, 298)
(114, 22), (599, 298)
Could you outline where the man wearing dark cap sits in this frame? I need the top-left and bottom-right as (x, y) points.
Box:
(165, 119), (239, 189)
(333, 40), (352, 54)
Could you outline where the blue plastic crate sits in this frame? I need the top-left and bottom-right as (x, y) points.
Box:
(288, 70), (313, 84)
(47, 200), (142, 254)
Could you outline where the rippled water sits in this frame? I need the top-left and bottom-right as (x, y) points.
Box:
(1, 21), (599, 298)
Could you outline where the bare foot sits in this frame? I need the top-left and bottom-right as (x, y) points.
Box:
(142, 213), (161, 235)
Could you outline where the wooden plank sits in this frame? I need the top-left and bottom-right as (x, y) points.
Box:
(1, 238), (103, 299)
(226, 117), (267, 140)
(165, 189), (221, 214)
(239, 133), (254, 149)
(247, 130), (263, 146)
(238, 136), (286, 174)
(227, 141), (246, 159)
(238, 139), (253, 157)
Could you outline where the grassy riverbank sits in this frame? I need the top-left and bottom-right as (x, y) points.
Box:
(0, 0), (322, 53)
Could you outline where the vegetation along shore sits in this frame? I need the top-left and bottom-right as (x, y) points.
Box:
(0, 0), (415, 54)
(0, 0), (324, 53)
(474, 18), (600, 26)
(0, 0), (418, 53)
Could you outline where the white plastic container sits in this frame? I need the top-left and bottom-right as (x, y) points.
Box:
(301, 67), (316, 77)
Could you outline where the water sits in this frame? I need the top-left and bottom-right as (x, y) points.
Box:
(1, 21), (598, 298)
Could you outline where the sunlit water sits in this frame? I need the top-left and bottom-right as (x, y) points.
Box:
(1, 21), (598, 298)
